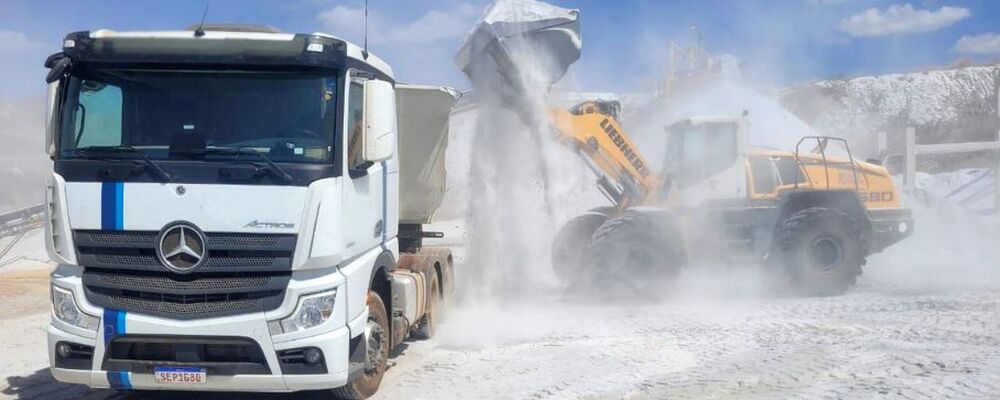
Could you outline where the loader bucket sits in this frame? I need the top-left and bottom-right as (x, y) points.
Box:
(455, 0), (581, 108)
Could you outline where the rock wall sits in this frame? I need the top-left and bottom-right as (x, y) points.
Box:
(781, 65), (1000, 171)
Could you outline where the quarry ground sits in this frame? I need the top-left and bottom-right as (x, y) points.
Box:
(1, 225), (998, 400)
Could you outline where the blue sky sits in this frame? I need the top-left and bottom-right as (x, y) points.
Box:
(1, 0), (1000, 100)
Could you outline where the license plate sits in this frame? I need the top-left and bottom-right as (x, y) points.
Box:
(154, 367), (207, 385)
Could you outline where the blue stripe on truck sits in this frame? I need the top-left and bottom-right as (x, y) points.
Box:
(103, 309), (130, 389)
(107, 370), (131, 389)
(100, 182), (124, 230)
(102, 309), (126, 345)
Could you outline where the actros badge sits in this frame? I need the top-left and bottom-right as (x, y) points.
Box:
(244, 220), (295, 229)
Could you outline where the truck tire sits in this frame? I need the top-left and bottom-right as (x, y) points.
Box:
(552, 210), (610, 286)
(587, 209), (684, 298)
(333, 291), (389, 400)
(774, 207), (867, 297)
(411, 273), (439, 340)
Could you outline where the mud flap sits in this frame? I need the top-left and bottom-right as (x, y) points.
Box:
(347, 334), (366, 381)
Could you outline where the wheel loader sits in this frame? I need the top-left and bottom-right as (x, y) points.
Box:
(453, 1), (912, 297)
(549, 100), (914, 296)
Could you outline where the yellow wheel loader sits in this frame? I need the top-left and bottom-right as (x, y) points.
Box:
(549, 100), (913, 296)
(453, 3), (911, 297)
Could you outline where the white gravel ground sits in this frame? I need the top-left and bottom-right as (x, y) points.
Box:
(2, 223), (999, 400)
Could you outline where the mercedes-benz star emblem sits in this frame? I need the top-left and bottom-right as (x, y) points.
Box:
(156, 222), (207, 274)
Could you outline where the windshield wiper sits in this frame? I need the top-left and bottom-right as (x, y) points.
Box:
(185, 148), (293, 184)
(71, 146), (173, 183)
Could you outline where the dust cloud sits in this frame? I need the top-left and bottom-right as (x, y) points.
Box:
(459, 40), (558, 301)
(446, 0), (1000, 315)
(0, 98), (48, 212)
(866, 200), (1000, 291)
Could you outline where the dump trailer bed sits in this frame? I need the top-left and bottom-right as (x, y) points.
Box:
(396, 84), (460, 225)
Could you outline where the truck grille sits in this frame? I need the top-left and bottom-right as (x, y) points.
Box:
(75, 230), (295, 320)
(75, 230), (295, 273)
(92, 288), (273, 317)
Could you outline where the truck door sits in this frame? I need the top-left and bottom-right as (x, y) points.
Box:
(343, 78), (385, 257)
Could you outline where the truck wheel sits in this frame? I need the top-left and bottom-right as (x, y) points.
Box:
(552, 211), (610, 287)
(333, 291), (389, 400)
(587, 210), (684, 298)
(412, 273), (439, 340)
(774, 207), (867, 297)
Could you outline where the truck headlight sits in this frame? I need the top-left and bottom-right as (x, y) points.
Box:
(270, 290), (336, 335)
(51, 285), (98, 331)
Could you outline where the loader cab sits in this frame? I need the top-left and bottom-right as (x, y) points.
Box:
(663, 118), (747, 205)
(747, 152), (809, 201)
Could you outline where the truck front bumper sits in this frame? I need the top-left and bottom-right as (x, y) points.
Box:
(48, 265), (361, 393)
(869, 208), (914, 253)
(49, 323), (352, 392)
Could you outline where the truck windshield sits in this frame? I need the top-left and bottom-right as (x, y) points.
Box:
(59, 68), (338, 163)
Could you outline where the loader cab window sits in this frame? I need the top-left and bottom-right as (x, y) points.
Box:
(664, 121), (739, 188)
(346, 81), (365, 171)
(749, 156), (778, 195)
(775, 156), (807, 185)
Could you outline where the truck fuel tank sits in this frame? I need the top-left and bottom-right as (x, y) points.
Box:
(390, 270), (426, 329)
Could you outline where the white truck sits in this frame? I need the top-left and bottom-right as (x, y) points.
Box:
(42, 24), (457, 398)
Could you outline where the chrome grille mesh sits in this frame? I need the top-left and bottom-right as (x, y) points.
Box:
(75, 229), (295, 319)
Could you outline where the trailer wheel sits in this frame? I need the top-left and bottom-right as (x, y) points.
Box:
(587, 209), (684, 298)
(774, 207), (866, 297)
(412, 273), (439, 340)
(333, 291), (389, 400)
(552, 211), (610, 287)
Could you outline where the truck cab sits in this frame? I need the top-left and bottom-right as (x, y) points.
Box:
(43, 25), (456, 397)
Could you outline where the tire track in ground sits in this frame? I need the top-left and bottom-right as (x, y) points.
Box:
(620, 285), (1000, 400)
(4, 275), (999, 399)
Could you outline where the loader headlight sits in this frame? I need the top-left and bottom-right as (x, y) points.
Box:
(269, 290), (337, 335)
(51, 285), (98, 332)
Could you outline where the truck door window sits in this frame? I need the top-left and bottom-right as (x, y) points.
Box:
(346, 81), (365, 170)
(73, 81), (123, 147)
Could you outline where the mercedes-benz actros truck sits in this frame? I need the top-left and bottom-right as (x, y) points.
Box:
(42, 24), (457, 398)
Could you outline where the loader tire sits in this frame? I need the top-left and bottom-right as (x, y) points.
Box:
(552, 211), (610, 286)
(587, 209), (685, 299)
(412, 273), (439, 340)
(774, 207), (867, 297)
(333, 291), (389, 400)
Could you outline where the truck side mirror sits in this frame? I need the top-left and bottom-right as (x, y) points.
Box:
(45, 81), (60, 157)
(363, 80), (396, 163)
(45, 56), (71, 84)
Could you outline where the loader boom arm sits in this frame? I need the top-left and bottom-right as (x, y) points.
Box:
(548, 101), (660, 208)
